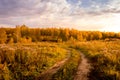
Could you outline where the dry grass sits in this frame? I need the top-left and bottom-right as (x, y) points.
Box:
(72, 40), (120, 80)
(0, 43), (67, 80)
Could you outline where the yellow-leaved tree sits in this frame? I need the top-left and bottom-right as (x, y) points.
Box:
(0, 28), (7, 44)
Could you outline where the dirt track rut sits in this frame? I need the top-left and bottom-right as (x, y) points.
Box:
(74, 52), (91, 80)
(37, 50), (71, 80)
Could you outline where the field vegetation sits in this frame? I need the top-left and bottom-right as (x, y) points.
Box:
(51, 49), (81, 80)
(0, 43), (67, 80)
(0, 25), (120, 80)
(72, 40), (120, 80)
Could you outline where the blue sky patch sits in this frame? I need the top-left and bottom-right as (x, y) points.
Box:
(66, 0), (79, 4)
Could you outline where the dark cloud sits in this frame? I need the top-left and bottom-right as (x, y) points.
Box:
(0, 0), (46, 17)
(102, 8), (120, 14)
(0, 0), (119, 18)
(0, 0), (70, 18)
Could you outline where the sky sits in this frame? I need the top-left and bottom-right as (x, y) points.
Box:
(0, 0), (120, 32)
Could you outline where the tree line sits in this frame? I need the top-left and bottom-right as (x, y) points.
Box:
(0, 25), (120, 44)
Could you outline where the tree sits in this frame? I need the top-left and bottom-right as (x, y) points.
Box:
(77, 32), (84, 41)
(0, 28), (7, 44)
(14, 25), (21, 42)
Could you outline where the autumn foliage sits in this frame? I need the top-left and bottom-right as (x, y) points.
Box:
(0, 25), (120, 44)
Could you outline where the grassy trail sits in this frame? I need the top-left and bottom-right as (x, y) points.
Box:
(37, 49), (71, 80)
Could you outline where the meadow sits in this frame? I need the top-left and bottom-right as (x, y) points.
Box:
(0, 26), (120, 80)
(0, 43), (68, 80)
(0, 42), (82, 80)
(72, 40), (120, 80)
(1, 40), (120, 80)
(51, 49), (81, 80)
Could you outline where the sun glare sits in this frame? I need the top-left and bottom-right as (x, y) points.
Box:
(101, 26), (120, 32)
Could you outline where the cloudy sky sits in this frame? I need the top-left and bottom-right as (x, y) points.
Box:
(0, 0), (120, 32)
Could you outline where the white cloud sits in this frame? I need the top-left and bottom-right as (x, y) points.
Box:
(0, 0), (120, 32)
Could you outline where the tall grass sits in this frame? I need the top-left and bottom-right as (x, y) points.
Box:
(72, 40), (120, 80)
(51, 49), (81, 80)
(0, 43), (67, 80)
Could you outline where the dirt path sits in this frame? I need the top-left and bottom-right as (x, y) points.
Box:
(74, 52), (91, 80)
(37, 50), (71, 80)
